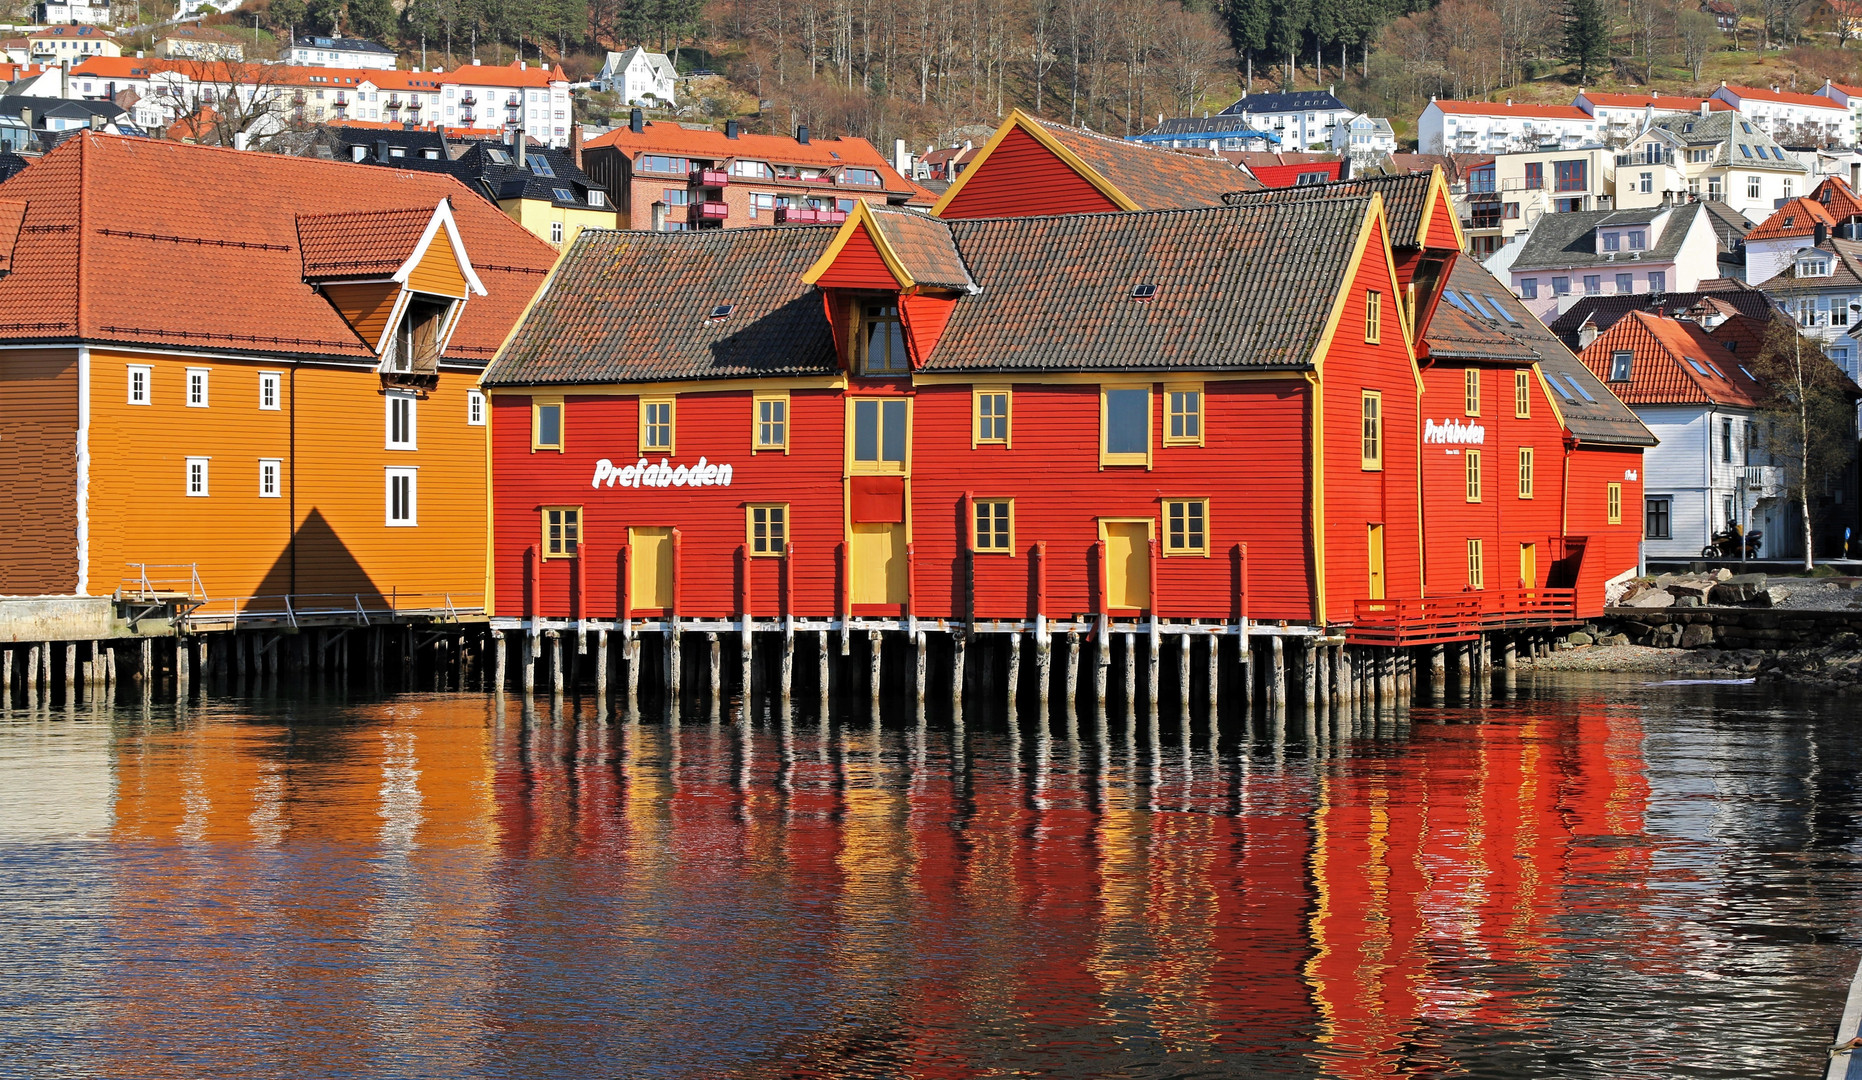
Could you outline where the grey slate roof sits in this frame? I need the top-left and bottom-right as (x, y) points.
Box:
(1231, 171), (1436, 250)
(1509, 201), (1702, 273)
(1645, 111), (1805, 170)
(1427, 259), (1655, 446)
(1138, 116), (1277, 138)
(489, 195), (1380, 384)
(486, 225), (842, 386)
(1219, 90), (1349, 115)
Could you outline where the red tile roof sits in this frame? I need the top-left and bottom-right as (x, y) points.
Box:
(0, 133), (556, 363)
(584, 120), (920, 197)
(1578, 310), (1765, 406)
(441, 61), (564, 87)
(1811, 175), (1862, 220)
(1428, 100), (1591, 120)
(1746, 196), (1836, 241)
(1248, 160), (1345, 188)
(0, 198), (24, 275)
(296, 206), (435, 279)
(1578, 92), (1733, 111)
(1718, 83), (1846, 110)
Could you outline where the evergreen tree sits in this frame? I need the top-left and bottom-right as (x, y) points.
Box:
(1564, 0), (1608, 84)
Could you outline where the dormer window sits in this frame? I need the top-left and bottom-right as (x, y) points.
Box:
(1603, 231), (1620, 251)
(1628, 230), (1646, 250)
(859, 301), (908, 375)
(1800, 256), (1832, 277)
(384, 294), (453, 377)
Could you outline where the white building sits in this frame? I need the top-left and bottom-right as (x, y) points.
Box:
(595, 47), (676, 106)
(1619, 109), (1813, 219)
(35, 0), (109, 25)
(287, 35), (398, 71)
(1814, 80), (1862, 146)
(1504, 201), (1723, 318)
(1710, 82), (1851, 146)
(438, 60), (572, 148)
(1217, 88), (1354, 151)
(1418, 98), (1600, 156)
(1330, 113), (1396, 159)
(28, 25), (119, 62)
(1573, 89), (1731, 146)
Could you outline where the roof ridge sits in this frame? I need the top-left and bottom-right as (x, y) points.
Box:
(934, 191), (1373, 230)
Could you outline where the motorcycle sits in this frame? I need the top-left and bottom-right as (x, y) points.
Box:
(1702, 527), (1762, 560)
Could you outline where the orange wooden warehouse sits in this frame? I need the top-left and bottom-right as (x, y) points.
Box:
(0, 134), (558, 611)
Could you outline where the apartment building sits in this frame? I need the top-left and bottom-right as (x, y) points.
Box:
(1418, 99), (1600, 155)
(1215, 88), (1355, 151)
(1711, 83), (1851, 146)
(1620, 109), (1812, 218)
(1573, 90), (1731, 146)
(1460, 147), (1617, 256)
(1503, 202), (1722, 318)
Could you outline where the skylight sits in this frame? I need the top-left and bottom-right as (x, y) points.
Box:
(486, 147), (511, 164)
(1740, 364), (1756, 379)
(529, 156), (555, 177)
(1707, 361), (1727, 378)
(1442, 290), (1471, 314)
(1773, 146), (1786, 160)
(1741, 121), (1753, 133)
(1551, 377), (1578, 402)
(1565, 374), (1598, 402)
(709, 303), (735, 319)
(1131, 283), (1157, 300)
(1484, 295), (1523, 325)
(1463, 291), (1497, 319)
(553, 187), (575, 202)
(1686, 357), (1712, 376)
(1739, 144), (1753, 158)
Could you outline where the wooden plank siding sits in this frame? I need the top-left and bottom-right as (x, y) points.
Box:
(809, 225), (901, 290)
(1566, 446), (1645, 618)
(0, 348), (79, 593)
(322, 283), (402, 351)
(1318, 224), (1424, 623)
(86, 347), (488, 605)
(934, 126), (1123, 220)
(1417, 363), (1570, 597)
(406, 234), (470, 298)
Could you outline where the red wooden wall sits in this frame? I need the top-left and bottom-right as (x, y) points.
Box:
(935, 125), (1123, 220)
(1565, 445), (1645, 618)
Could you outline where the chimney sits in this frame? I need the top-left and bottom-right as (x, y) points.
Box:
(725, 118), (739, 139)
(1700, 101), (1710, 117)
(514, 129), (526, 168)
(893, 136), (907, 173)
(472, 58), (481, 66)
(630, 107), (644, 133)
(1817, 221), (1829, 245)
(519, 60), (527, 70)
(541, 61), (549, 70)
(1579, 323), (1598, 348)
(1505, 97), (1513, 106)
(569, 121), (583, 168)
(376, 138), (390, 162)
(135, 49), (142, 57)
(233, 130), (248, 151)
(796, 124), (809, 144)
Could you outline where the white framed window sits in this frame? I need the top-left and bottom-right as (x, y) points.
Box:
(127, 364), (150, 405)
(259, 458), (281, 498)
(550, 220), (564, 244)
(185, 457), (209, 496)
(186, 367), (209, 407)
(386, 393), (416, 449)
(467, 389), (486, 426)
(259, 371), (281, 410)
(386, 467), (417, 526)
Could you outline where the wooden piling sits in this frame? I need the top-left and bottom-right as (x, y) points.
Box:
(1093, 632), (1108, 723)
(1006, 631), (1022, 722)
(1240, 633), (1254, 718)
(522, 630), (537, 696)
(1268, 636), (1285, 713)
(1065, 631), (1080, 714)
(1503, 636), (1517, 669)
(25, 645), (38, 705)
(1178, 632), (1191, 720)
(139, 638), (152, 688)
(819, 629), (830, 714)
(707, 632), (721, 714)
(781, 621), (795, 706)
(951, 630), (967, 724)
(173, 640), (187, 699)
(1036, 630), (1052, 729)
(1206, 631), (1220, 722)
(867, 629), (882, 716)
(104, 647), (116, 695)
(595, 629), (609, 700)
(2, 649), (11, 707)
(668, 623), (682, 706)
(1122, 632), (1136, 719)
(492, 631), (506, 694)
(1301, 638), (1318, 712)
(1146, 623), (1160, 720)
(914, 631), (926, 705)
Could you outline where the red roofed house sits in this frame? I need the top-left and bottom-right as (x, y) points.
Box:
(581, 112), (930, 231)
(1577, 310), (1801, 558)
(1814, 79), (1862, 145)
(1744, 194), (1839, 283)
(1243, 157), (1346, 188)
(1711, 82), (1851, 145)
(0, 134), (559, 611)
(1417, 98), (1601, 156)
(1572, 88), (1732, 144)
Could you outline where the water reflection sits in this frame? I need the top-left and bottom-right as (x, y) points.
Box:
(0, 677), (1856, 1078)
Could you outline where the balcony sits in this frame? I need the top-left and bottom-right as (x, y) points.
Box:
(773, 206), (846, 224)
(688, 200), (729, 222)
(460, 92), (476, 104)
(1743, 465), (1786, 497)
(406, 98), (421, 110)
(690, 168), (730, 186)
(385, 98), (401, 110)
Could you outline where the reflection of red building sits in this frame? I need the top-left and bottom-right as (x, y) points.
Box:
(1305, 697), (1655, 1072)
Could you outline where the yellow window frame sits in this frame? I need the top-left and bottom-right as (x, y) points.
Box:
(844, 396), (912, 476)
(1465, 448), (1483, 502)
(752, 392), (790, 453)
(972, 386), (1011, 447)
(1099, 384), (1153, 468)
(639, 395), (676, 455)
(746, 503), (789, 556)
(540, 505), (581, 560)
(1364, 290), (1381, 344)
(1467, 538), (1485, 589)
(1464, 368), (1481, 416)
(1163, 383), (1204, 447)
(1360, 390), (1383, 471)
(1514, 369), (1532, 417)
(1607, 482), (1622, 524)
(1518, 446), (1535, 499)
(972, 498), (1014, 553)
(1162, 498), (1210, 556)
(531, 396), (564, 452)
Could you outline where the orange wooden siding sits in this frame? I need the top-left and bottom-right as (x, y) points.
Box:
(86, 348), (488, 605)
(322, 283), (401, 350)
(406, 232), (470, 298)
(0, 347), (79, 593)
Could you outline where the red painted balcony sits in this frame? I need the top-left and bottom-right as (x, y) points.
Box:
(774, 206), (820, 224)
(688, 201), (729, 222)
(690, 168), (729, 186)
(820, 209), (848, 224)
(1345, 589), (1579, 646)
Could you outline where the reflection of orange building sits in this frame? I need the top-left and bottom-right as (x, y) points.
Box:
(1305, 697), (1655, 1074)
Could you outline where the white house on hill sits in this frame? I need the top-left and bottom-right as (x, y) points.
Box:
(596, 47), (677, 106)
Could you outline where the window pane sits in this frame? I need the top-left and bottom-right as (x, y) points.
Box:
(537, 404), (561, 446)
(854, 400), (879, 461)
(1106, 389), (1147, 455)
(881, 400), (907, 462)
(1187, 502), (1204, 549)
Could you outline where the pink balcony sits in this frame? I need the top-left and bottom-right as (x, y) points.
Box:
(774, 206), (820, 224)
(688, 201), (729, 222)
(690, 168), (730, 186)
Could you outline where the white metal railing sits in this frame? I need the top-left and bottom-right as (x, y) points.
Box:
(117, 563), (206, 603)
(184, 590), (484, 629)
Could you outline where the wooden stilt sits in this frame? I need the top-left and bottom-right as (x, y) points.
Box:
(781, 620), (795, 706)
(1006, 631), (1022, 722)
(951, 631), (967, 725)
(1178, 632), (1191, 720)
(706, 632), (721, 715)
(1092, 632), (1108, 724)
(1206, 631), (1220, 723)
(1503, 636), (1517, 669)
(1240, 633), (1255, 718)
(596, 629), (609, 700)
(1146, 622), (1160, 721)
(740, 619), (753, 717)
(818, 629), (830, 714)
(104, 647), (116, 695)
(492, 631), (506, 694)
(1065, 631), (1080, 714)
(139, 638), (152, 688)
(867, 629), (882, 717)
(1268, 635), (1286, 713)
(1301, 638), (1318, 712)
(2, 649), (12, 707)
(172, 640), (187, 700)
(914, 631), (926, 705)
(1122, 631), (1136, 719)
(1036, 630), (1052, 731)
(1314, 642), (1329, 712)
(522, 630), (537, 696)
(25, 646), (38, 706)
(668, 623), (682, 707)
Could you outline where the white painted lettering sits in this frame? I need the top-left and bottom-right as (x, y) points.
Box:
(592, 459), (614, 488)
(588, 456), (739, 490)
(1424, 418), (1488, 445)
(672, 465), (690, 486)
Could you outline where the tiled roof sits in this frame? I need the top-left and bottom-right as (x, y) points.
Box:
(864, 207), (973, 291)
(582, 120), (919, 197)
(1509, 202), (1702, 272)
(1746, 196), (1836, 241)
(0, 133), (556, 363)
(1427, 99), (1591, 120)
(922, 196), (1371, 372)
(1545, 284), (1778, 346)
(1248, 161), (1345, 187)
(1579, 92), (1721, 110)
(1139, 116), (1276, 138)
(1425, 258), (1654, 446)
(491, 194), (1382, 384)
(296, 206), (434, 279)
(1231, 171), (1437, 249)
(1757, 235), (1862, 293)
(1718, 83), (1845, 110)
(1027, 115), (1260, 207)
(0, 198), (24, 275)
(442, 61), (564, 87)
(1811, 175), (1862, 219)
(1577, 310), (1766, 407)
(487, 225), (843, 386)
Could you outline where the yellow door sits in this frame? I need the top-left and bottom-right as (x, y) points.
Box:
(629, 526), (674, 610)
(850, 522), (906, 604)
(1367, 524), (1386, 601)
(1519, 542), (1537, 591)
(1101, 520), (1152, 610)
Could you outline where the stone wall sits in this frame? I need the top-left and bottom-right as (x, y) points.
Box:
(1600, 606), (1862, 650)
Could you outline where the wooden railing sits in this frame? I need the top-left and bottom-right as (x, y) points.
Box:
(1347, 589), (1578, 646)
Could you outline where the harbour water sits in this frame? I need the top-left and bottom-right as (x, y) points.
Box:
(1, 675), (1858, 1078)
